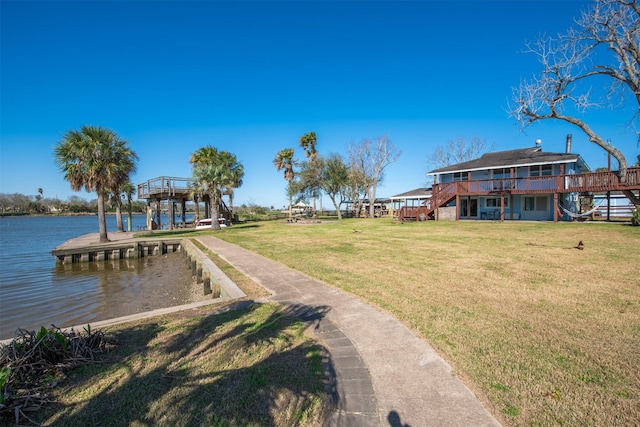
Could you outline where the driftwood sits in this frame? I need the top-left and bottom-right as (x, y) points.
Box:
(0, 325), (113, 425)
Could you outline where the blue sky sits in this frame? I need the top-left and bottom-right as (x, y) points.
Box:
(1, 0), (637, 209)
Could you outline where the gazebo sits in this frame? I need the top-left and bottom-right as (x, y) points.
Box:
(389, 188), (432, 220)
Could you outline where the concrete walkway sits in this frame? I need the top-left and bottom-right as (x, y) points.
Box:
(197, 235), (502, 427)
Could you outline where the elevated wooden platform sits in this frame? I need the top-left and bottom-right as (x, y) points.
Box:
(137, 176), (232, 230)
(137, 176), (192, 200)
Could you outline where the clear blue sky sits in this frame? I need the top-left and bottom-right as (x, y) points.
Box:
(1, 0), (637, 209)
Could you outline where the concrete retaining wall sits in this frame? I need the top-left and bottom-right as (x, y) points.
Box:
(181, 239), (246, 300)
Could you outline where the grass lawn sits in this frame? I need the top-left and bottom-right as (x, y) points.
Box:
(211, 218), (640, 427)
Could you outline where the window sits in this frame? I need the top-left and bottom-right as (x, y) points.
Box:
(486, 198), (509, 208)
(530, 164), (554, 177)
(524, 196), (547, 211)
(453, 172), (469, 181)
(524, 197), (534, 210)
(492, 168), (510, 179)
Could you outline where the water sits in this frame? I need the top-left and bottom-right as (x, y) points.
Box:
(0, 214), (200, 340)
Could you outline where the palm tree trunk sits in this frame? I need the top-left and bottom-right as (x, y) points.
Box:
(194, 195), (200, 221)
(127, 195), (133, 232)
(287, 181), (293, 220)
(116, 199), (124, 232)
(97, 190), (109, 243)
(210, 192), (221, 230)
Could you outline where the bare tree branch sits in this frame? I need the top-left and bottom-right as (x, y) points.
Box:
(428, 136), (495, 169)
(508, 0), (640, 179)
(347, 135), (401, 218)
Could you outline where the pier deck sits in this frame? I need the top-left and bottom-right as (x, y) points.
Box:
(51, 232), (182, 264)
(53, 231), (140, 250)
(50, 232), (246, 300)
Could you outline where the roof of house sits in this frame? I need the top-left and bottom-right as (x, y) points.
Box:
(427, 147), (588, 175)
(390, 187), (432, 200)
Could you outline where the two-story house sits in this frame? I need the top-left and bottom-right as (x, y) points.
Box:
(396, 137), (640, 222)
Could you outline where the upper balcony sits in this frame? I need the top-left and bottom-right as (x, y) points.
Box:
(442, 168), (640, 197)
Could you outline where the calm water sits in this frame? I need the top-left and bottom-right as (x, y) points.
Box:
(0, 214), (199, 340)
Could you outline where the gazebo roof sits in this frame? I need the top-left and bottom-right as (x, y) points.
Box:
(390, 187), (432, 200)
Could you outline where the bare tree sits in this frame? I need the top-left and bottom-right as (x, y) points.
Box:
(348, 135), (401, 218)
(428, 136), (495, 169)
(508, 0), (639, 183)
(343, 161), (368, 218)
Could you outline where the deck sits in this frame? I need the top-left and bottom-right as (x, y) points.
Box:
(397, 168), (640, 221)
(137, 176), (192, 200)
(51, 232), (183, 263)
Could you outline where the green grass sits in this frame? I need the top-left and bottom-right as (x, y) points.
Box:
(210, 218), (640, 427)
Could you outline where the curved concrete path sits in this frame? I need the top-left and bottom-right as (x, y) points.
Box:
(197, 236), (502, 427)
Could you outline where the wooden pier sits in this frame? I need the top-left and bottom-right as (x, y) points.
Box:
(50, 233), (246, 300)
(51, 238), (182, 264)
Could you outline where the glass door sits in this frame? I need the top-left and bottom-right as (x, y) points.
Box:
(460, 198), (478, 218)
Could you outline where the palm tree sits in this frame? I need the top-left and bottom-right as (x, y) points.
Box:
(299, 132), (320, 216)
(36, 188), (44, 213)
(54, 125), (138, 243)
(190, 146), (243, 230)
(120, 181), (136, 231)
(219, 151), (244, 222)
(109, 155), (137, 232)
(108, 191), (125, 232)
(190, 146), (218, 220)
(273, 148), (296, 220)
(189, 179), (205, 222)
(299, 132), (317, 160)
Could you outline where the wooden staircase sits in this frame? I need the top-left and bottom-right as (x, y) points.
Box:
(219, 199), (232, 221)
(397, 182), (457, 221)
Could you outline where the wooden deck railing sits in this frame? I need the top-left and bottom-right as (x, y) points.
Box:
(137, 177), (192, 199)
(397, 168), (640, 221)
